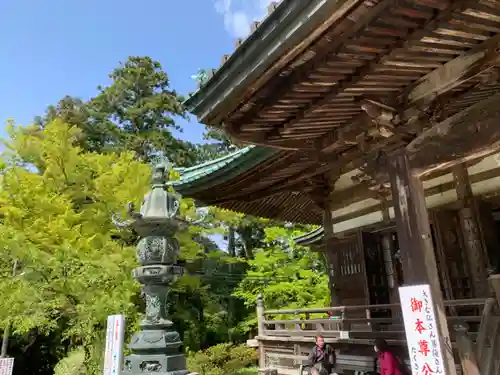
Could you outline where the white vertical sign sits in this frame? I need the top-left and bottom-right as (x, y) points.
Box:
(111, 315), (125, 375)
(103, 315), (116, 375)
(0, 358), (14, 375)
(399, 284), (446, 375)
(103, 315), (125, 375)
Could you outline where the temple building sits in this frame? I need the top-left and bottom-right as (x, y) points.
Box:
(172, 1), (500, 374)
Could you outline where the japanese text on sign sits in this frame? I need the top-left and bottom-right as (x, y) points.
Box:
(399, 284), (446, 375)
(103, 315), (125, 375)
(0, 357), (14, 375)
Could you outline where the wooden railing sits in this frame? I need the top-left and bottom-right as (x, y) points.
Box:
(255, 297), (500, 375)
(259, 298), (491, 344)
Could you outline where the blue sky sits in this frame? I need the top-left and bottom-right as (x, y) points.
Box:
(0, 0), (273, 143)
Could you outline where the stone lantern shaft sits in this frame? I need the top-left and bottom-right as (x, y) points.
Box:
(120, 162), (189, 375)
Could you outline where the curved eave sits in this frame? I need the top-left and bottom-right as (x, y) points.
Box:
(294, 227), (325, 246)
(169, 146), (279, 195)
(169, 146), (324, 224)
(185, 0), (348, 124)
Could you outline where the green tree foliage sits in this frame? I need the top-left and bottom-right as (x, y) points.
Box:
(201, 127), (239, 158)
(6, 331), (67, 375)
(0, 120), (151, 371)
(234, 225), (329, 333)
(3, 55), (333, 375)
(187, 343), (258, 375)
(0, 119), (227, 373)
(35, 57), (202, 166)
(34, 95), (116, 154)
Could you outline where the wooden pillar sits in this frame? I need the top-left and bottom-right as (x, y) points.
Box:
(380, 200), (398, 304)
(387, 149), (457, 375)
(489, 275), (500, 305)
(256, 294), (266, 372)
(323, 208), (341, 306)
(381, 234), (397, 292)
(453, 164), (489, 298)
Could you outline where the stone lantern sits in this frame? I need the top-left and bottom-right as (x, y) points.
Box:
(114, 161), (189, 375)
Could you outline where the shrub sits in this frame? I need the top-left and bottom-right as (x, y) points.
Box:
(187, 343), (258, 375)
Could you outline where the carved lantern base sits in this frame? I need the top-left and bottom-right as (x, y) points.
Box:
(123, 353), (188, 375)
(122, 327), (189, 375)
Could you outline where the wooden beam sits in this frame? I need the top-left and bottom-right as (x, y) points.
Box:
(329, 181), (373, 210)
(209, 138), (390, 205)
(228, 0), (383, 134)
(400, 33), (500, 125)
(313, 3), (500, 154)
(272, 0), (477, 136)
(275, 139), (393, 193)
(224, 125), (318, 151)
(407, 91), (500, 176)
(389, 149), (446, 283)
(328, 165), (500, 226)
(387, 149), (457, 375)
(208, 180), (312, 205)
(406, 50), (500, 111)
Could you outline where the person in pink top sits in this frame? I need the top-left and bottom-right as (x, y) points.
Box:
(374, 339), (403, 375)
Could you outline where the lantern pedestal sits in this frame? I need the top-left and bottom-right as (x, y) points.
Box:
(117, 162), (189, 375)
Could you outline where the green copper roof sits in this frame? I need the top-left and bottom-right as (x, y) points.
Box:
(169, 146), (279, 195)
(294, 227), (324, 246)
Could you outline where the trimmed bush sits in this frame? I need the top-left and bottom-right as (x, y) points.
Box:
(187, 343), (258, 375)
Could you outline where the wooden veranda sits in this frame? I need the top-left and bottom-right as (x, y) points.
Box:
(180, 1), (500, 374)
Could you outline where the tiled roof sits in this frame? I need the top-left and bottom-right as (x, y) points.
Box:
(168, 145), (324, 224)
(169, 146), (279, 195)
(190, 1), (282, 90)
(294, 227), (324, 246)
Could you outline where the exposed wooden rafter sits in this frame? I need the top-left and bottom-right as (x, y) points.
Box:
(267, 0), (479, 140)
(315, 0), (495, 152)
(407, 91), (500, 176)
(227, 0), (396, 135)
(399, 32), (500, 126)
(178, 0), (500, 226)
(308, 25), (500, 191)
(218, 42), (500, 216)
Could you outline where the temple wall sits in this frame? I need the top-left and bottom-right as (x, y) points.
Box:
(328, 152), (500, 235)
(321, 152), (500, 310)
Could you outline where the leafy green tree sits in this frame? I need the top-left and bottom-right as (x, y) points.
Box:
(200, 127), (239, 159)
(234, 225), (329, 333)
(0, 119), (226, 373)
(187, 343), (258, 375)
(35, 57), (202, 166)
(0, 120), (151, 372)
(25, 56), (267, 363)
(211, 210), (271, 260)
(34, 95), (117, 153)
(91, 56), (192, 162)
(20, 55), (331, 373)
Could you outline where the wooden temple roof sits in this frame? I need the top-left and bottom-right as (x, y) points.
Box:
(293, 226), (325, 246)
(179, 0), (500, 228)
(170, 146), (325, 224)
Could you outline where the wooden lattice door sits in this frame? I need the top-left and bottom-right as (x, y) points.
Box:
(361, 232), (391, 318)
(334, 236), (368, 310)
(361, 232), (390, 303)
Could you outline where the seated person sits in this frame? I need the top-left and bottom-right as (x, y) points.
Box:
(305, 334), (336, 375)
